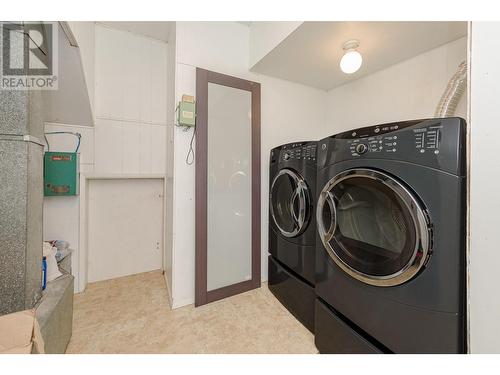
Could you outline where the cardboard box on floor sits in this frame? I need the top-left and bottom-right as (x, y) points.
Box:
(0, 309), (44, 354)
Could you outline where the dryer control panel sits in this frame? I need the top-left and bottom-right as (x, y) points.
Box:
(347, 134), (400, 156)
(317, 118), (466, 177)
(334, 120), (446, 157)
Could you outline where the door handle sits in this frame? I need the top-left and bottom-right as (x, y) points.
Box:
(290, 183), (306, 230)
(318, 190), (337, 244)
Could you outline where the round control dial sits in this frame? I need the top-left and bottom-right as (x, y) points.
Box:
(356, 143), (368, 154)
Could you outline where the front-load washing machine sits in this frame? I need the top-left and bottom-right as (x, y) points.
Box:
(314, 118), (467, 353)
(268, 141), (317, 333)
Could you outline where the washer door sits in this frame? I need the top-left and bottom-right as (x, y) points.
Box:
(270, 168), (311, 238)
(317, 168), (431, 287)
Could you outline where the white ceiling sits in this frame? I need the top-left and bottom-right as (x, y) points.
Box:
(251, 21), (467, 91)
(97, 21), (174, 42)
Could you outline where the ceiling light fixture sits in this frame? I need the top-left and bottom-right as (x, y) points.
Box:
(340, 40), (362, 74)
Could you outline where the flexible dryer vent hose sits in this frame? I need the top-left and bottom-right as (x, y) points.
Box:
(435, 61), (467, 118)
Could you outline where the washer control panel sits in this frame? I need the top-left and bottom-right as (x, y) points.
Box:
(280, 142), (317, 162)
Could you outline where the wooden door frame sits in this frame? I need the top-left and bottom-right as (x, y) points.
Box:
(195, 68), (261, 307)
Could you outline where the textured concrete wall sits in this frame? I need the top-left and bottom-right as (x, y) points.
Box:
(0, 110), (44, 317)
(0, 140), (29, 314)
(25, 141), (43, 308)
(0, 23), (44, 315)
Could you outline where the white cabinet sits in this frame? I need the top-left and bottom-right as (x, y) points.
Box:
(87, 178), (164, 282)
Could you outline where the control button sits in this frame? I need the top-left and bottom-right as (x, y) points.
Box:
(374, 128), (380, 133)
(284, 152), (291, 160)
(321, 143), (327, 150)
(356, 143), (368, 154)
(352, 131), (357, 137)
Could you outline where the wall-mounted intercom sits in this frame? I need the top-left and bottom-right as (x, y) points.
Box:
(177, 94), (196, 127)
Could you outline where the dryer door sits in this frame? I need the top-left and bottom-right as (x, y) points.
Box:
(317, 168), (432, 287)
(270, 168), (311, 238)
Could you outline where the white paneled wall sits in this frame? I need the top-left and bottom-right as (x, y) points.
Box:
(93, 119), (166, 174)
(94, 24), (168, 174)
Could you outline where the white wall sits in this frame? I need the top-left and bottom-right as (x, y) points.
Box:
(249, 22), (303, 68)
(68, 21), (95, 119)
(324, 37), (467, 136)
(164, 24), (176, 304)
(469, 22), (500, 354)
(171, 22), (326, 308)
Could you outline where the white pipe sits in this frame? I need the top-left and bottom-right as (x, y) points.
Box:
(435, 61), (468, 118)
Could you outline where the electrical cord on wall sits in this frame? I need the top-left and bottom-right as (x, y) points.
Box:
(44, 131), (82, 153)
(186, 126), (196, 165)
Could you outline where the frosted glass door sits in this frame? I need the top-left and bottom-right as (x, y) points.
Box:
(195, 68), (260, 307)
(207, 83), (252, 291)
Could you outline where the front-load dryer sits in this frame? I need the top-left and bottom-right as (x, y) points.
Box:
(268, 141), (317, 333)
(314, 118), (467, 353)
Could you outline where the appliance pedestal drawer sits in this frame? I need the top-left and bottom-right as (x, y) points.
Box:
(315, 298), (384, 354)
(268, 255), (315, 333)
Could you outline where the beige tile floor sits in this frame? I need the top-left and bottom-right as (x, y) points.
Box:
(66, 270), (317, 354)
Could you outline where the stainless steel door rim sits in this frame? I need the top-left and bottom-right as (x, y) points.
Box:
(317, 168), (432, 287)
(270, 168), (311, 238)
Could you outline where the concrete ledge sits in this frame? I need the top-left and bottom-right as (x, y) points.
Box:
(35, 274), (74, 354)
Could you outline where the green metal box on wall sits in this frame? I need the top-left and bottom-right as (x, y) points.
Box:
(44, 152), (79, 196)
(178, 100), (196, 127)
